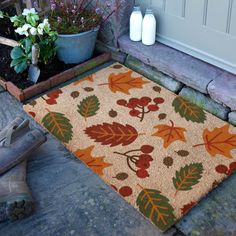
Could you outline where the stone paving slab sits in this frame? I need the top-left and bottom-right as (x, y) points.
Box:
(229, 112), (236, 126)
(176, 173), (236, 236)
(207, 72), (236, 111)
(179, 87), (230, 120)
(125, 55), (183, 93)
(118, 35), (222, 94)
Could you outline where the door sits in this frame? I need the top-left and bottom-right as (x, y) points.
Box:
(137, 0), (236, 74)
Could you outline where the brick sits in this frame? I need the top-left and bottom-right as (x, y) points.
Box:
(125, 55), (183, 93)
(119, 35), (223, 94)
(208, 71), (236, 111)
(6, 82), (24, 101)
(179, 86), (230, 120)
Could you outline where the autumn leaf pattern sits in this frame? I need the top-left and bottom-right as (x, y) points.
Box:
(172, 96), (206, 123)
(152, 120), (187, 148)
(85, 122), (139, 147)
(77, 95), (100, 120)
(136, 185), (176, 231)
(74, 146), (112, 176)
(99, 70), (150, 94)
(193, 124), (236, 158)
(24, 63), (236, 232)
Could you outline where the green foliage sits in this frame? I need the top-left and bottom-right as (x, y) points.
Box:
(10, 39), (32, 73)
(0, 9), (58, 75)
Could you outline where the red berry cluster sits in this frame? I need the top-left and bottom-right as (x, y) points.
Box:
(114, 145), (154, 179)
(45, 89), (63, 105)
(215, 162), (236, 175)
(117, 97), (164, 121)
(110, 185), (133, 197)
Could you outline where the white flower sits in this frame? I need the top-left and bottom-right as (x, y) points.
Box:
(30, 27), (37, 35)
(15, 24), (31, 37)
(37, 25), (44, 35)
(10, 15), (18, 23)
(22, 8), (36, 16)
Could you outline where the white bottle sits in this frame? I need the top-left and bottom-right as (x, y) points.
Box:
(142, 9), (156, 46)
(130, 6), (143, 42)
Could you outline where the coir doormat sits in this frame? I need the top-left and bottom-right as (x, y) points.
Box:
(24, 63), (236, 232)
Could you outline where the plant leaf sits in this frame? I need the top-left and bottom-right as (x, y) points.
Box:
(77, 95), (100, 120)
(11, 46), (25, 59)
(136, 188), (176, 231)
(74, 146), (112, 176)
(85, 122), (139, 147)
(101, 70), (150, 95)
(172, 96), (206, 123)
(173, 163), (203, 194)
(14, 60), (28, 73)
(193, 124), (236, 158)
(152, 120), (186, 148)
(42, 111), (73, 143)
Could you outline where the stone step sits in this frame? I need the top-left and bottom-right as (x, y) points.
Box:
(118, 35), (236, 111)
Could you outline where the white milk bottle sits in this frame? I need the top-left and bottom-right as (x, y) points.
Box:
(130, 6), (143, 42)
(142, 9), (156, 45)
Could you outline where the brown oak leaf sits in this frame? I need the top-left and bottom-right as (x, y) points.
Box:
(85, 122), (140, 147)
(152, 120), (187, 148)
(99, 70), (149, 94)
(193, 124), (236, 158)
(74, 146), (112, 176)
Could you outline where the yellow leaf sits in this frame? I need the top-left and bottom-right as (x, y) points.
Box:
(74, 146), (112, 176)
(152, 120), (187, 148)
(99, 70), (149, 94)
(193, 124), (236, 158)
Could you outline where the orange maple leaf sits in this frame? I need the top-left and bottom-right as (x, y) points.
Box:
(74, 146), (112, 176)
(99, 70), (149, 94)
(152, 120), (187, 148)
(74, 74), (94, 86)
(193, 124), (236, 158)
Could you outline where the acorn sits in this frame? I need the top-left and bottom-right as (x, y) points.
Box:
(153, 86), (161, 93)
(84, 87), (94, 92)
(175, 150), (189, 157)
(70, 91), (80, 98)
(158, 113), (167, 120)
(114, 172), (129, 181)
(163, 156), (173, 168)
(109, 109), (117, 118)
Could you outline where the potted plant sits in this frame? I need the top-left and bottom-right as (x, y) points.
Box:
(48, 0), (123, 64)
(0, 8), (57, 74)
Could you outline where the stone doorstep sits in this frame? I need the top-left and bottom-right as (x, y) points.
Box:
(0, 53), (111, 102)
(118, 34), (236, 111)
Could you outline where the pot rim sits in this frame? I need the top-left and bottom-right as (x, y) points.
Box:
(58, 26), (100, 37)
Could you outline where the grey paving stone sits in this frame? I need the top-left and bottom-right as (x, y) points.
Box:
(208, 72), (236, 111)
(176, 173), (236, 236)
(118, 35), (223, 94)
(125, 55), (183, 93)
(179, 87), (230, 120)
(229, 112), (236, 126)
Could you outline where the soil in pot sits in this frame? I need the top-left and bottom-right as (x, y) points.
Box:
(0, 44), (76, 90)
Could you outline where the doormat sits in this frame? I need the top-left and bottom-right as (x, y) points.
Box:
(24, 63), (236, 232)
